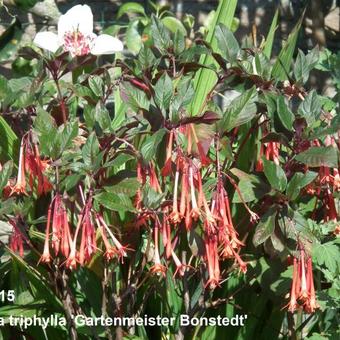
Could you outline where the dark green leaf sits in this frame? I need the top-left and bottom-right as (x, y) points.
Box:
(140, 129), (167, 161)
(220, 87), (258, 132)
(142, 186), (165, 209)
(88, 75), (104, 97)
(293, 49), (309, 84)
(138, 45), (156, 69)
(276, 95), (294, 130)
(253, 207), (277, 246)
(0, 161), (13, 192)
(95, 102), (111, 132)
(94, 192), (136, 212)
(215, 23), (239, 62)
(121, 82), (149, 111)
(313, 242), (339, 272)
(262, 158), (287, 191)
(298, 90), (321, 124)
(82, 133), (100, 167)
(162, 17), (187, 35)
(295, 146), (338, 168)
(104, 178), (140, 197)
(151, 15), (171, 53)
(286, 171), (318, 200)
(117, 2), (146, 18)
(126, 20), (143, 55)
(154, 73), (172, 111)
(232, 175), (270, 203)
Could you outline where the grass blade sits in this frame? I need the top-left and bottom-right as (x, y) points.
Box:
(271, 11), (305, 81)
(190, 0), (238, 116)
(0, 116), (19, 163)
(263, 9), (279, 59)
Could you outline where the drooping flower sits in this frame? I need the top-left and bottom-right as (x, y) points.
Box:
(10, 134), (51, 197)
(96, 213), (129, 263)
(10, 139), (28, 196)
(39, 205), (52, 264)
(256, 141), (280, 171)
(8, 218), (27, 257)
(79, 202), (97, 265)
(285, 249), (319, 314)
(150, 219), (166, 276)
(34, 5), (123, 56)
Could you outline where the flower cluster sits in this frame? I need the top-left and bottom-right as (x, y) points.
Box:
(39, 189), (129, 269)
(286, 249), (319, 314)
(10, 133), (51, 196)
(152, 125), (249, 288)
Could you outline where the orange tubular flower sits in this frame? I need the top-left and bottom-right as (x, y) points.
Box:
(97, 214), (129, 263)
(169, 169), (182, 224)
(39, 205), (53, 264)
(11, 133), (51, 197)
(79, 204), (97, 265)
(305, 257), (319, 313)
(171, 250), (186, 277)
(287, 257), (299, 313)
(97, 221), (117, 261)
(150, 220), (166, 276)
(286, 250), (319, 314)
(189, 124), (211, 166)
(149, 163), (162, 193)
(204, 232), (220, 289)
(189, 166), (200, 220)
(10, 138), (28, 196)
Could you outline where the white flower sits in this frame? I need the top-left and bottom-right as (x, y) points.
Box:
(33, 5), (123, 56)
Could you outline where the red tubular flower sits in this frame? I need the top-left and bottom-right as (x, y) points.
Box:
(189, 166), (200, 220)
(51, 193), (62, 255)
(8, 219), (26, 257)
(179, 164), (188, 218)
(65, 214), (83, 270)
(135, 160), (145, 210)
(39, 205), (52, 264)
(305, 257), (319, 313)
(256, 144), (264, 172)
(298, 250), (309, 302)
(10, 138), (28, 196)
(150, 219), (166, 276)
(149, 162), (162, 193)
(79, 202), (97, 265)
(169, 169), (182, 224)
(265, 141), (280, 165)
(31, 144), (52, 196)
(97, 214), (129, 263)
(285, 250), (319, 314)
(97, 219), (116, 261)
(171, 249), (186, 277)
(11, 134), (51, 197)
(161, 213), (172, 259)
(204, 231), (220, 289)
(60, 206), (72, 258)
(189, 124), (211, 166)
(324, 189), (338, 223)
(161, 130), (174, 177)
(287, 257), (299, 313)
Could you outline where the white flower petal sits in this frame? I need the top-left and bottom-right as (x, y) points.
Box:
(90, 34), (124, 55)
(58, 5), (93, 39)
(33, 32), (61, 53)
